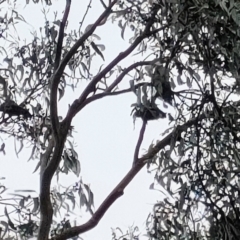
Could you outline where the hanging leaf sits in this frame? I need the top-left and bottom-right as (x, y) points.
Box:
(177, 75), (184, 85)
(96, 44), (105, 51)
(17, 65), (24, 82)
(79, 193), (87, 208)
(0, 220), (8, 238)
(80, 62), (90, 76)
(121, 21), (127, 39)
(149, 183), (155, 189)
(32, 197), (39, 213)
(4, 207), (16, 230)
(90, 42), (105, 61)
(186, 76), (192, 88)
(58, 87), (65, 101)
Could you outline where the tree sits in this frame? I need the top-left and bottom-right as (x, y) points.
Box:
(0, 0), (240, 239)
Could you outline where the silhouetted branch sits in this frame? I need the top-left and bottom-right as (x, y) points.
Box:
(64, 10), (166, 122)
(57, 0), (117, 79)
(133, 120), (147, 166)
(38, 135), (67, 240)
(39, 3), (118, 238)
(50, 0), (71, 141)
(52, 112), (202, 240)
(39, 138), (54, 181)
(79, 0), (93, 33)
(99, 0), (108, 9)
(51, 0), (117, 132)
(106, 59), (158, 92)
(54, 0), (71, 71)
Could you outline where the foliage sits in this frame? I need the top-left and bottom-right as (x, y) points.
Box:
(0, 0), (240, 240)
(136, 0), (240, 239)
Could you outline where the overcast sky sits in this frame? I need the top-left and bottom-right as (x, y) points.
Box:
(0, 1), (171, 239)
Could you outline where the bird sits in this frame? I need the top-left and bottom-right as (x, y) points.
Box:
(0, 100), (32, 118)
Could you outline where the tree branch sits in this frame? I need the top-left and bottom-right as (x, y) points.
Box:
(40, 4), (119, 236)
(68, 82), (153, 113)
(132, 120), (147, 166)
(50, 0), (117, 139)
(64, 12), (165, 122)
(40, 138), (54, 181)
(79, 0), (93, 34)
(39, 3), (74, 234)
(105, 59), (158, 93)
(38, 134), (67, 240)
(50, 0), (71, 140)
(73, 11), (159, 101)
(51, 160), (144, 240)
(57, 0), (117, 78)
(99, 0), (108, 9)
(54, 0), (71, 71)
(52, 114), (202, 240)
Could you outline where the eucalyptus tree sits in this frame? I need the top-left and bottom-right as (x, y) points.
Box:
(0, 0), (240, 240)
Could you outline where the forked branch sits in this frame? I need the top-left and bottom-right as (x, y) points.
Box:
(50, 0), (71, 139)
(50, 0), (118, 139)
(51, 113), (201, 240)
(65, 12), (166, 122)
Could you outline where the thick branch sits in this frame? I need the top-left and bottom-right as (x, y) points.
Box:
(52, 114), (201, 240)
(64, 9), (163, 122)
(38, 137), (66, 240)
(50, 0), (117, 139)
(50, 0), (71, 139)
(38, 122), (70, 240)
(51, 159), (144, 240)
(40, 4), (118, 236)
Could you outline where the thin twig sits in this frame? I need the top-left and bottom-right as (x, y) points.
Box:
(79, 0), (93, 34)
(80, 83), (152, 111)
(106, 60), (158, 92)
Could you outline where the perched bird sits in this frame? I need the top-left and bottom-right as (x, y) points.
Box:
(0, 100), (32, 118)
(133, 100), (167, 121)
